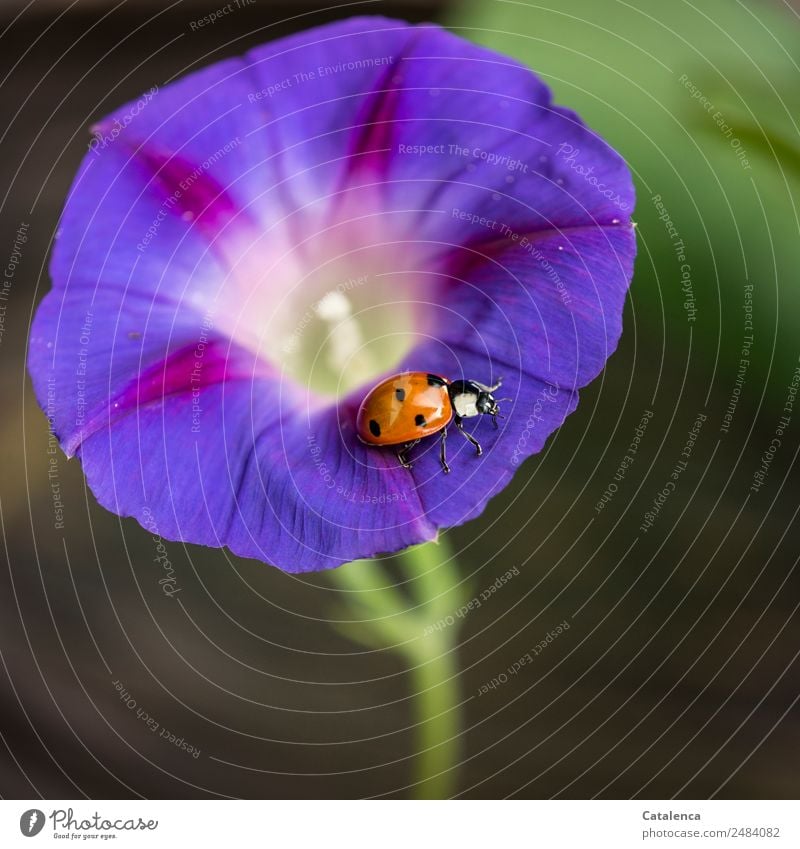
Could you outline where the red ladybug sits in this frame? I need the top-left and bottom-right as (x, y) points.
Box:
(356, 372), (507, 473)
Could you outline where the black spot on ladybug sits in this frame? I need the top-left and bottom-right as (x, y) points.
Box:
(427, 374), (446, 386)
(369, 419), (381, 437)
(395, 387), (406, 401)
(415, 414), (426, 427)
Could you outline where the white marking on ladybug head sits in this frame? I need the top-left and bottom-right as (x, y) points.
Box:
(453, 391), (480, 418)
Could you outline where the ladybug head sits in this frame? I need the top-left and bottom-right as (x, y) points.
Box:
(476, 391), (499, 416)
(474, 377), (507, 417)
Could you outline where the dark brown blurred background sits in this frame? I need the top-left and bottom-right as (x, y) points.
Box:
(1, 0), (799, 799)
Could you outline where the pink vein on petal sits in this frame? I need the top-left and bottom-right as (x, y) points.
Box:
(64, 339), (264, 456)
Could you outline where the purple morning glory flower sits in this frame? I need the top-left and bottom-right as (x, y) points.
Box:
(28, 17), (636, 572)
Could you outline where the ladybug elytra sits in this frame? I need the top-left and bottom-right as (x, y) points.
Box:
(356, 372), (508, 473)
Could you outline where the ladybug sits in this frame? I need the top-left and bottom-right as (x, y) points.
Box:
(356, 372), (509, 473)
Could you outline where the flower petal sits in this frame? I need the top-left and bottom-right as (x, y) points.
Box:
(386, 223), (634, 530)
(438, 223), (636, 390)
(381, 342), (569, 531)
(28, 283), (267, 454)
(73, 373), (438, 572)
(29, 16), (637, 571)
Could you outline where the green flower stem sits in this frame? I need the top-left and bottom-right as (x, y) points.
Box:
(328, 536), (469, 798)
(404, 627), (462, 799)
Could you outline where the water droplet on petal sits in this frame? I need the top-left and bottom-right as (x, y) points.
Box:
(611, 218), (620, 225)
(556, 178), (565, 186)
(492, 192), (501, 201)
(538, 155), (547, 163)
(182, 210), (195, 222)
(505, 175), (514, 184)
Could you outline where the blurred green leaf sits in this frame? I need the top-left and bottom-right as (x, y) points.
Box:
(449, 0), (800, 400)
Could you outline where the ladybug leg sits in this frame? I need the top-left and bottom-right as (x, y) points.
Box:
(476, 377), (503, 392)
(454, 416), (483, 456)
(396, 438), (421, 469)
(439, 427), (450, 474)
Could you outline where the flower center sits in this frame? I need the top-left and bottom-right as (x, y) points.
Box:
(270, 241), (434, 397)
(231, 195), (442, 398)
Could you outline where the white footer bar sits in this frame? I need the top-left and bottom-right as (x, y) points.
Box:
(2, 799), (796, 848)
